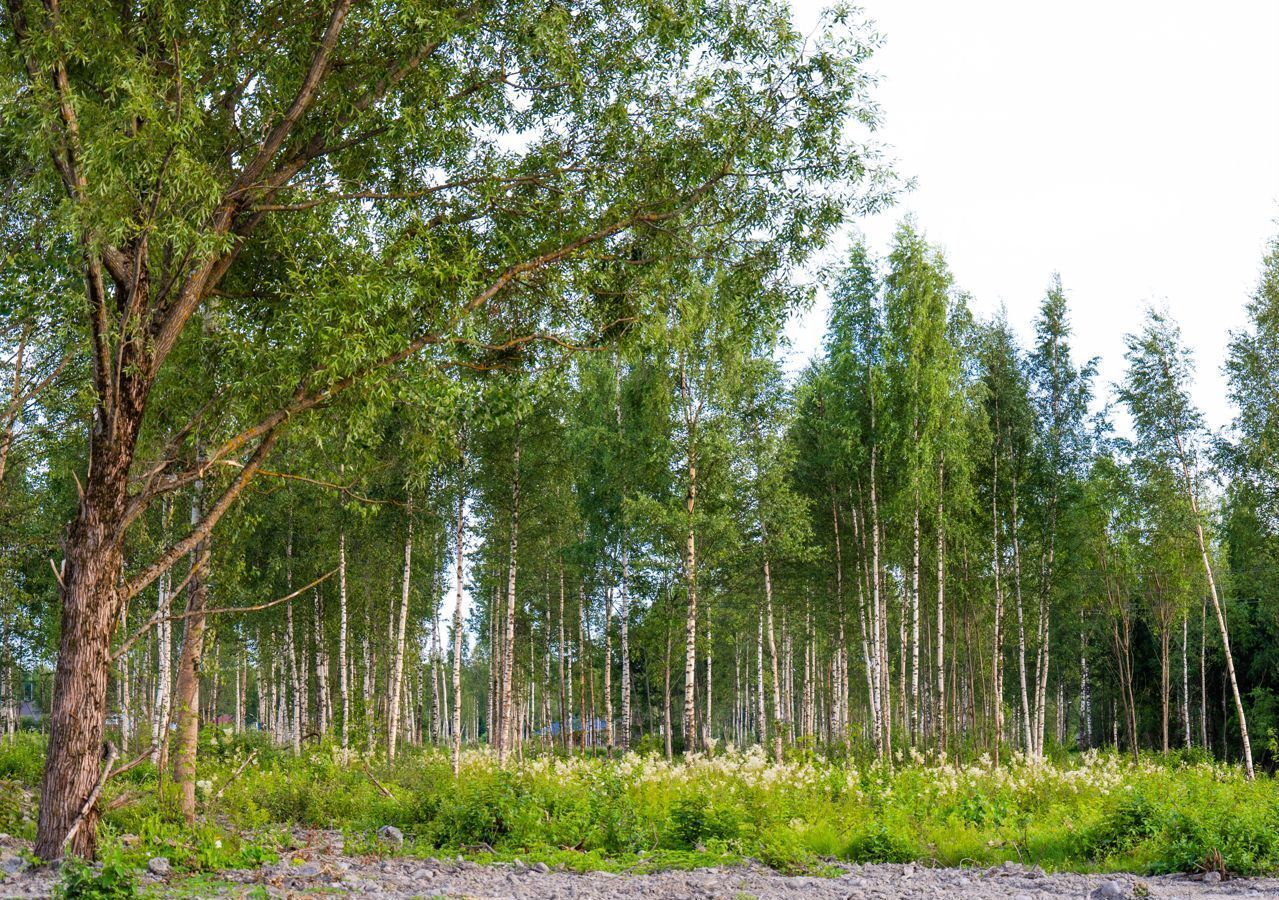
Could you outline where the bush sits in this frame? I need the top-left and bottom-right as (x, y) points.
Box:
(1080, 790), (1164, 858)
(665, 795), (740, 850)
(55, 857), (136, 900)
(842, 823), (917, 863)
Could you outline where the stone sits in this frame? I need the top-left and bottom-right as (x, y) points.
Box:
(146, 857), (172, 877)
(293, 862), (322, 877)
(533, 862), (550, 874)
(1, 856), (26, 875)
(377, 825), (405, 847)
(1090, 880), (1128, 900)
(1202, 871), (1222, 884)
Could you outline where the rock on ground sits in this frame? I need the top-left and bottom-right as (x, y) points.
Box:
(1, 834), (1278, 898)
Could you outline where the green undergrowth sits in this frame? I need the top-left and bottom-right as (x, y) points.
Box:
(0, 731), (1276, 888)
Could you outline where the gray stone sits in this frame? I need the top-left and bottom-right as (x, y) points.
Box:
(293, 861), (322, 877)
(1, 856), (26, 875)
(1090, 880), (1128, 900)
(1202, 871), (1222, 884)
(377, 824), (405, 847)
(533, 862), (550, 874)
(145, 857), (171, 877)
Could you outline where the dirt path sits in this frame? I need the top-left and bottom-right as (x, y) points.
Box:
(203, 858), (1277, 899)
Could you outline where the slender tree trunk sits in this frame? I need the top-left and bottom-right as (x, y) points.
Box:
(764, 552), (784, 763)
(663, 616), (673, 759)
(1079, 630), (1091, 750)
(314, 590), (329, 736)
(1160, 623), (1170, 753)
(558, 562), (568, 752)
(1199, 597), (1208, 748)
(1180, 451), (1253, 776)
(935, 459), (946, 752)
(830, 492), (848, 744)
(152, 543), (172, 754)
(1182, 611), (1191, 749)
(910, 498), (921, 744)
(708, 607), (718, 746)
(286, 521), (302, 756)
(682, 447), (699, 752)
(172, 483), (209, 826)
(387, 495), (413, 761)
(756, 611), (766, 746)
(339, 513), (350, 755)
(499, 443), (520, 764)
(604, 588), (614, 750)
(991, 446), (1004, 765)
(619, 548), (631, 752)
(1012, 483), (1032, 757)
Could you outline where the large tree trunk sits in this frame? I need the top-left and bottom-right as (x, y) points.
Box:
(35, 377), (147, 859)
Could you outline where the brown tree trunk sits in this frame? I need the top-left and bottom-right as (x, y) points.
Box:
(172, 485), (210, 826)
(34, 384), (146, 859)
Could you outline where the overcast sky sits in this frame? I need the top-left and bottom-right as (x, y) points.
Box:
(783, 0), (1279, 431)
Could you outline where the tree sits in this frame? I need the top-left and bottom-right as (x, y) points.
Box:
(1120, 309), (1254, 778)
(2, 0), (884, 856)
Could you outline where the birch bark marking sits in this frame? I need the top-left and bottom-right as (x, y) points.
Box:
(388, 493), (413, 761)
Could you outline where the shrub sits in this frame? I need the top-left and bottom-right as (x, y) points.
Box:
(55, 857), (136, 900)
(665, 795), (740, 850)
(842, 823), (917, 863)
(1080, 791), (1164, 859)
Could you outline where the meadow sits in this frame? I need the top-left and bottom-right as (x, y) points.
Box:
(0, 734), (1274, 896)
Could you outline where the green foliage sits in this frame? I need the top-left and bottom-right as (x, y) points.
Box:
(54, 856), (137, 900)
(842, 823), (917, 864)
(665, 795), (741, 850)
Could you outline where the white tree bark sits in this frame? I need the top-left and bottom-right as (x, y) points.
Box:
(387, 495), (413, 761)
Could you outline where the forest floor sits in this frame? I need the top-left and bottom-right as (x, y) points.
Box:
(2, 738), (1279, 896)
(2, 844), (1279, 899)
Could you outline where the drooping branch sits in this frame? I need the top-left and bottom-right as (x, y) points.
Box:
(112, 566), (338, 662)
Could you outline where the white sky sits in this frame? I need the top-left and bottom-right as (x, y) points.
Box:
(442, 1), (1279, 632)
(783, 0), (1279, 431)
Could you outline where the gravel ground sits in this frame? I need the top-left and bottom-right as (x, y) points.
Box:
(2, 833), (1278, 898)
